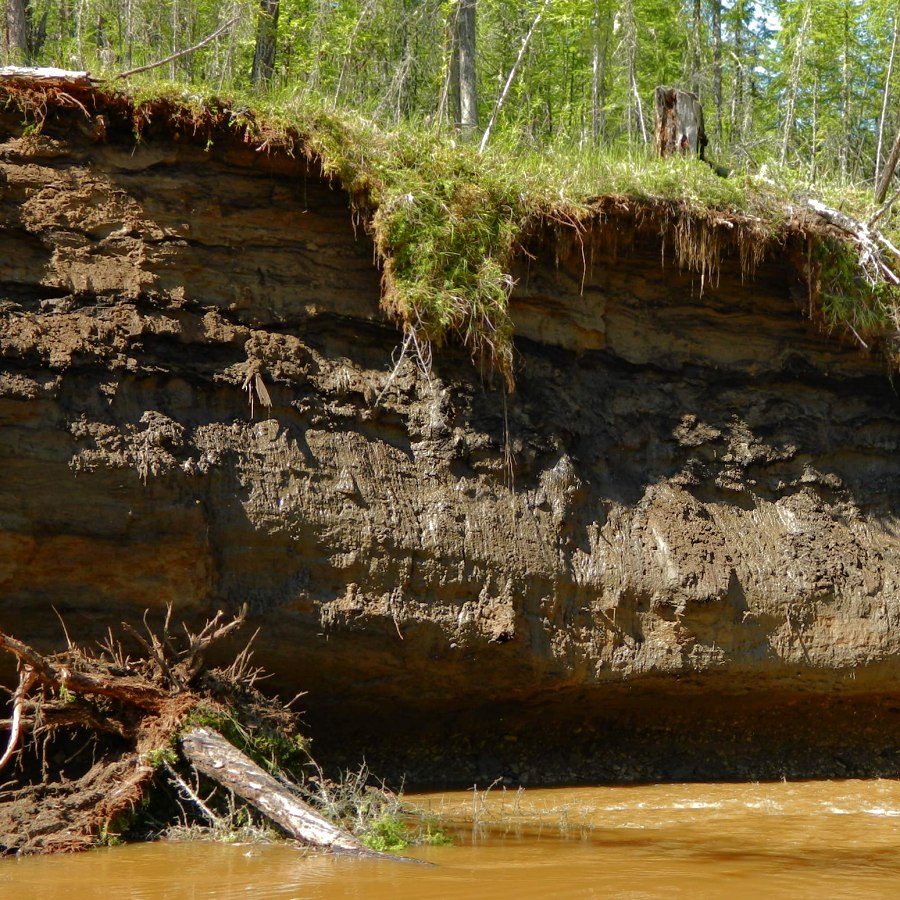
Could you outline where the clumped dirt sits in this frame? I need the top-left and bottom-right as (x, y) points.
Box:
(2, 74), (900, 787)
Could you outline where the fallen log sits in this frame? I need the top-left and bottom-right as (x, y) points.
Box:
(0, 611), (432, 858)
(181, 727), (424, 862)
(0, 66), (94, 85)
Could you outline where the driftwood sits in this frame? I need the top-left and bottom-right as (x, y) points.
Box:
(181, 727), (404, 859)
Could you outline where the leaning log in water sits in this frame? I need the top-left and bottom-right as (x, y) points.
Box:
(0, 610), (418, 858)
(181, 727), (419, 860)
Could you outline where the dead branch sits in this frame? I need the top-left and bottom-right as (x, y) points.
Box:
(121, 608), (185, 691)
(114, 15), (240, 81)
(807, 198), (900, 286)
(2, 704), (133, 738)
(0, 665), (38, 770)
(161, 759), (222, 827)
(0, 629), (166, 713)
(869, 185), (900, 229)
(219, 628), (270, 690)
(181, 603), (249, 679)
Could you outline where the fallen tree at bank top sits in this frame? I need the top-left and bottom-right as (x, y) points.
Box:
(0, 608), (420, 858)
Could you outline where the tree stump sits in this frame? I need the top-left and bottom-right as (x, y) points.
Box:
(654, 86), (707, 160)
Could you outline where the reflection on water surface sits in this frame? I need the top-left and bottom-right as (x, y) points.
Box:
(4, 780), (900, 899)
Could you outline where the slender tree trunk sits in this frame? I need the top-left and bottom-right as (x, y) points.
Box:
(591, 0), (609, 144)
(251, 0), (280, 86)
(780, 0), (811, 167)
(456, 0), (477, 138)
(810, 70), (818, 183)
(876, 12), (898, 182)
(623, 0), (646, 145)
(691, 0), (701, 97)
(839, 4), (850, 183)
(446, 10), (461, 128)
(712, 0), (722, 147)
(6, 0), (28, 64)
(729, 0), (745, 147)
(170, 0), (178, 80)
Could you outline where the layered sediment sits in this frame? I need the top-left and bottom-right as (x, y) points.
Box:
(2, 78), (900, 784)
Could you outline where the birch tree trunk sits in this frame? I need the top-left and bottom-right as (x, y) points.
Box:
(780, 0), (812, 167)
(876, 11), (898, 182)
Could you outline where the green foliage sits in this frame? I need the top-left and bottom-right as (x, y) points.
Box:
(813, 236), (893, 339)
(418, 818), (454, 846)
(360, 812), (411, 853)
(15, 0), (900, 186)
(57, 684), (74, 703)
(182, 703), (311, 781)
(143, 746), (178, 769)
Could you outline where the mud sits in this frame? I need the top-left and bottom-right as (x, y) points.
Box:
(1, 79), (900, 786)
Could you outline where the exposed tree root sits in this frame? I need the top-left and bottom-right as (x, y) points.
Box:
(0, 607), (405, 859)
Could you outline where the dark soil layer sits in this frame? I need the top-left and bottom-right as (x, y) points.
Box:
(1, 76), (900, 788)
(311, 686), (900, 789)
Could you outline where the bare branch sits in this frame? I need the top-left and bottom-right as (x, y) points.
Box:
(479, 0), (551, 154)
(0, 665), (38, 771)
(114, 15), (240, 81)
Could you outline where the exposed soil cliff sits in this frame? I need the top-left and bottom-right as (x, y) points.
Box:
(2, 77), (900, 786)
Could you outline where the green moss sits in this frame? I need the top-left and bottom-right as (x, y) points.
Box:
(143, 746), (178, 769)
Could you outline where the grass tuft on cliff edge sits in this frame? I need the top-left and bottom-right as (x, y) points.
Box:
(246, 90), (900, 382)
(4, 74), (900, 385)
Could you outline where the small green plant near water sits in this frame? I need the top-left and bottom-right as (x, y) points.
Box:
(418, 818), (454, 846)
(358, 810), (453, 851)
(361, 812), (410, 853)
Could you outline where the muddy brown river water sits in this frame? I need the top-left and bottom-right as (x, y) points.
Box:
(3, 780), (900, 898)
